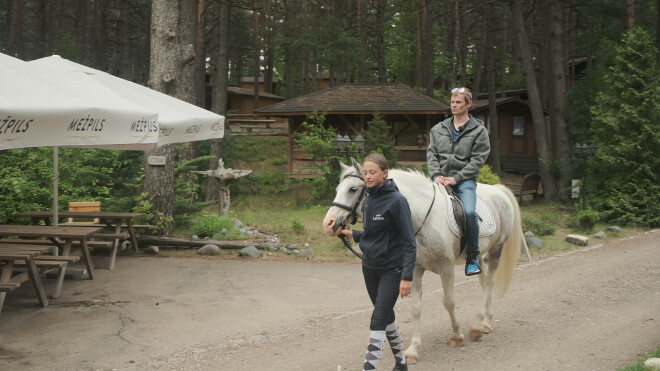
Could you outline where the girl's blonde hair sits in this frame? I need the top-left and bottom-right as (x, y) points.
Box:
(363, 152), (389, 170)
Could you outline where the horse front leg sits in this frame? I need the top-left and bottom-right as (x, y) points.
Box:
(469, 253), (499, 340)
(404, 265), (425, 364)
(438, 263), (465, 347)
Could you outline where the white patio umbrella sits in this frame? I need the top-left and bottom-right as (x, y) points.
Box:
(27, 55), (225, 146)
(0, 52), (160, 223)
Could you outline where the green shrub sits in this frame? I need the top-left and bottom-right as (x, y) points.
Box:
(571, 209), (600, 231)
(291, 219), (305, 233)
(477, 164), (500, 185)
(522, 216), (556, 236)
(191, 212), (235, 238)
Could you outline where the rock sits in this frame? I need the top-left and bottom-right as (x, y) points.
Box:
(644, 358), (660, 370)
(524, 231), (535, 238)
(593, 231), (606, 239)
(299, 248), (315, 259)
(527, 236), (543, 250)
(197, 244), (220, 255)
(606, 226), (621, 233)
(143, 245), (160, 255)
(239, 245), (262, 258)
(565, 234), (589, 246)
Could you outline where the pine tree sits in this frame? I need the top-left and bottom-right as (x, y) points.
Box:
(364, 112), (398, 167)
(589, 29), (660, 227)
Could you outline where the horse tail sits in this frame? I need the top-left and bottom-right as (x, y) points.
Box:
(493, 184), (523, 295)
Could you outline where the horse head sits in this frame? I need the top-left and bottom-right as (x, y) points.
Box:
(322, 158), (366, 236)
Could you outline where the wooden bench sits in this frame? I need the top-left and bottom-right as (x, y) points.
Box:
(516, 173), (541, 203)
(0, 282), (21, 292)
(5, 247), (81, 299)
(0, 239), (113, 250)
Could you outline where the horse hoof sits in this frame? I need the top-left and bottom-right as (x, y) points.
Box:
(403, 349), (417, 364)
(468, 328), (484, 340)
(447, 337), (465, 347)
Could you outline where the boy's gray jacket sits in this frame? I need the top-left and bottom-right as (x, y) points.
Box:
(426, 115), (490, 182)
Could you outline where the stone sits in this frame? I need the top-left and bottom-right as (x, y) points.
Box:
(527, 236), (543, 250)
(143, 245), (160, 255)
(239, 245), (262, 258)
(644, 358), (660, 370)
(197, 244), (220, 255)
(565, 234), (589, 246)
(606, 226), (621, 233)
(299, 248), (315, 259)
(593, 231), (606, 239)
(524, 231), (535, 238)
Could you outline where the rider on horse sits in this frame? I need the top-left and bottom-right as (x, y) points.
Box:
(427, 87), (491, 276)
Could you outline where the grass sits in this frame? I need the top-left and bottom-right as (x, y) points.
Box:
(619, 346), (660, 370)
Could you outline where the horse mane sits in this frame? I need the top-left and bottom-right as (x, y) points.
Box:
(388, 168), (430, 183)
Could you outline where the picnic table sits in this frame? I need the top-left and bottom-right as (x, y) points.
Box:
(0, 225), (103, 280)
(0, 244), (55, 316)
(15, 211), (147, 270)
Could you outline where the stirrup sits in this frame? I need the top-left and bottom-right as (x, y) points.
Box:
(465, 256), (482, 276)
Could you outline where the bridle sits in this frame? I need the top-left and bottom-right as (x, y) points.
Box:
(331, 172), (366, 259)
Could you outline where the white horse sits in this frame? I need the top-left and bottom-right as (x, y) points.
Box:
(322, 159), (525, 363)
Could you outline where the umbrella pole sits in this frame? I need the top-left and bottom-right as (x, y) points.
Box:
(53, 147), (59, 255)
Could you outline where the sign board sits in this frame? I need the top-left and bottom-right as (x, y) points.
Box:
(148, 155), (167, 166)
(571, 179), (581, 199)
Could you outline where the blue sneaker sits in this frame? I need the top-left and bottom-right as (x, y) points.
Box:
(465, 256), (482, 276)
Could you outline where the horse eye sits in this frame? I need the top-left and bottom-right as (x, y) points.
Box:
(349, 186), (358, 193)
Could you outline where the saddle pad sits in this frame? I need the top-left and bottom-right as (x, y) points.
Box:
(446, 194), (496, 237)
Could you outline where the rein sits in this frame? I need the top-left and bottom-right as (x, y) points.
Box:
(414, 181), (437, 236)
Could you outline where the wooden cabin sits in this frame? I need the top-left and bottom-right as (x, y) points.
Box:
(255, 83), (450, 177)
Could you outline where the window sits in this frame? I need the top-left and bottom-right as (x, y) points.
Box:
(513, 117), (524, 136)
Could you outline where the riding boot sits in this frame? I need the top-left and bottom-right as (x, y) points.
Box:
(362, 330), (386, 370)
(386, 321), (407, 368)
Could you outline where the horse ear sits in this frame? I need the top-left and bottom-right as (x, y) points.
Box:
(350, 157), (362, 174)
(339, 161), (351, 172)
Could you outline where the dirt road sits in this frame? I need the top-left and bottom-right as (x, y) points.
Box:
(1, 230), (658, 370)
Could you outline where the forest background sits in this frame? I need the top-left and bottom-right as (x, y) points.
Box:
(0, 0), (658, 235)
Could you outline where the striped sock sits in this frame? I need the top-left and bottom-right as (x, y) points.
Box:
(386, 321), (406, 365)
(363, 330), (386, 370)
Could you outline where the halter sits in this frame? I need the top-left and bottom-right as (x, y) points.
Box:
(331, 173), (366, 228)
(331, 172), (367, 259)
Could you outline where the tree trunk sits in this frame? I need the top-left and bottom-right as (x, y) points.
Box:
(146, 0), (200, 236)
(33, 0), (46, 59)
(252, 0), (261, 110)
(419, 0), (434, 96)
(357, 0), (368, 82)
(76, 0), (88, 63)
(375, 0), (387, 82)
(627, 0), (635, 32)
(207, 0), (231, 201)
(549, 0), (570, 199)
(8, 0), (25, 58)
(509, 0), (557, 199)
(486, 6), (501, 175)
